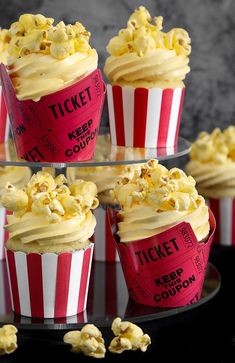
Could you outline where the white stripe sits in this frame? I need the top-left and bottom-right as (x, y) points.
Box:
(93, 208), (106, 261)
(42, 253), (58, 318)
(0, 208), (6, 260)
(83, 245), (94, 311)
(15, 252), (31, 316)
(116, 262), (129, 317)
(220, 198), (232, 246)
(0, 262), (6, 317)
(115, 249), (120, 262)
(107, 84), (116, 145)
(4, 114), (10, 142)
(166, 146), (175, 156)
(66, 250), (83, 316)
(166, 88), (182, 147)
(145, 88), (162, 147)
(123, 87), (134, 146)
(5, 252), (13, 311)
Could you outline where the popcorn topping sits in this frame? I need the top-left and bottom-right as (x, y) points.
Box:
(63, 324), (106, 358)
(106, 6), (191, 57)
(1, 171), (98, 221)
(7, 14), (92, 60)
(190, 126), (235, 164)
(0, 325), (18, 355)
(109, 317), (151, 353)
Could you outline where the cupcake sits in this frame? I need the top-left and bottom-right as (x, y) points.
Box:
(0, 28), (11, 143)
(104, 6), (191, 148)
(186, 126), (235, 246)
(108, 159), (215, 307)
(0, 14), (105, 162)
(0, 166), (31, 260)
(1, 171), (98, 318)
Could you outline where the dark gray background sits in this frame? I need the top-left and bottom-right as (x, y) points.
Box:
(1, 0), (235, 144)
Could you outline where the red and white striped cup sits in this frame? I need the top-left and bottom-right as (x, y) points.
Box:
(106, 85), (185, 148)
(207, 198), (235, 246)
(0, 208), (10, 260)
(0, 260), (12, 321)
(92, 206), (120, 262)
(0, 85), (10, 143)
(5, 244), (94, 318)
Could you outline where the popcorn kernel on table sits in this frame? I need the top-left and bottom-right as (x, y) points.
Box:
(109, 317), (151, 354)
(0, 325), (18, 355)
(63, 324), (106, 358)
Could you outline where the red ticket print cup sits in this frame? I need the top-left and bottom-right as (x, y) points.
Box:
(92, 206), (119, 262)
(0, 64), (105, 162)
(0, 208), (11, 260)
(107, 209), (215, 308)
(207, 198), (235, 246)
(5, 244), (94, 318)
(0, 85), (10, 143)
(107, 85), (185, 148)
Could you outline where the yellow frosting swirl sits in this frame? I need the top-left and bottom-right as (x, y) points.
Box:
(113, 159), (209, 242)
(1, 171), (99, 252)
(0, 28), (11, 65)
(104, 6), (191, 86)
(186, 126), (235, 198)
(6, 14), (98, 101)
(0, 166), (31, 196)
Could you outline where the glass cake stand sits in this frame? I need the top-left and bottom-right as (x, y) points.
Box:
(0, 260), (220, 330)
(0, 131), (220, 331)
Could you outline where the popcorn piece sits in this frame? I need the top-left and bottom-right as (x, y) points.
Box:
(1, 171), (99, 222)
(7, 13), (92, 60)
(109, 317), (151, 353)
(190, 126), (235, 164)
(63, 324), (106, 358)
(113, 159), (201, 212)
(106, 6), (191, 57)
(0, 325), (18, 355)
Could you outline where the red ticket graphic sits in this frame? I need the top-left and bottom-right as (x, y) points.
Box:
(0, 64), (105, 162)
(107, 208), (216, 307)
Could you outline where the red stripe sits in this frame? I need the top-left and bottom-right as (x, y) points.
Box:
(112, 86), (125, 146)
(209, 199), (220, 245)
(3, 260), (12, 314)
(77, 247), (92, 314)
(174, 88), (185, 146)
(133, 88), (148, 147)
(105, 263), (117, 316)
(105, 210), (117, 261)
(54, 253), (72, 318)
(6, 250), (20, 314)
(232, 200), (235, 246)
(0, 91), (7, 143)
(157, 89), (174, 147)
(27, 254), (44, 318)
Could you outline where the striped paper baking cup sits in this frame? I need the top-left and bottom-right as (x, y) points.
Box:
(0, 208), (11, 260)
(5, 244), (94, 318)
(0, 85), (10, 143)
(0, 260), (12, 321)
(92, 206), (119, 262)
(107, 84), (185, 148)
(207, 198), (235, 246)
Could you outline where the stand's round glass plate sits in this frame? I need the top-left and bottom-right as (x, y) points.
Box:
(0, 261), (220, 330)
(0, 133), (191, 168)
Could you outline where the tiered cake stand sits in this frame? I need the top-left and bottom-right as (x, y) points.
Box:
(0, 132), (221, 330)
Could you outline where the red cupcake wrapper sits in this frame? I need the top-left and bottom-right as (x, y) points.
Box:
(0, 65), (105, 162)
(107, 208), (215, 308)
(92, 206), (119, 262)
(207, 198), (235, 246)
(0, 208), (12, 260)
(0, 260), (11, 320)
(0, 86), (10, 143)
(107, 84), (185, 148)
(5, 244), (94, 318)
